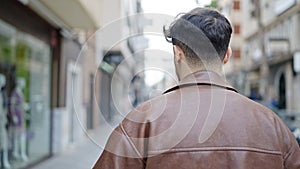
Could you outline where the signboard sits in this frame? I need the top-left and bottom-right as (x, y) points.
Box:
(275, 0), (297, 15)
(294, 51), (300, 73)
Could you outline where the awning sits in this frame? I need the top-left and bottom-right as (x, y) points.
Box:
(28, 0), (98, 30)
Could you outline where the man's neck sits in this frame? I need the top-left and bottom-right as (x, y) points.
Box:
(179, 67), (223, 81)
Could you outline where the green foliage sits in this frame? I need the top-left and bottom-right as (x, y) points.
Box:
(205, 0), (219, 9)
(15, 42), (30, 102)
(0, 38), (13, 62)
(0, 38), (30, 103)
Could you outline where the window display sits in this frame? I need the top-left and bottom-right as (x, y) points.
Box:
(11, 78), (28, 162)
(0, 20), (51, 168)
(0, 74), (11, 168)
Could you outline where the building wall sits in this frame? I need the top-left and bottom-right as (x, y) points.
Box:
(241, 0), (258, 39)
(95, 0), (148, 124)
(242, 0), (300, 114)
(98, 0), (122, 51)
(220, 0), (245, 92)
(0, 1), (56, 168)
(294, 74), (300, 111)
(81, 32), (101, 129)
(18, 0), (106, 155)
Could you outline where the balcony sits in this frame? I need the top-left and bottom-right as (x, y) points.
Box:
(274, 0), (297, 15)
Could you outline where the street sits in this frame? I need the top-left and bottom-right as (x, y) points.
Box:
(29, 126), (111, 169)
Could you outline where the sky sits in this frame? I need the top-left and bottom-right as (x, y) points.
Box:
(141, 0), (212, 86)
(142, 0), (212, 16)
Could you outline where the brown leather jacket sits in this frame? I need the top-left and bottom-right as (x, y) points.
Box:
(93, 71), (300, 169)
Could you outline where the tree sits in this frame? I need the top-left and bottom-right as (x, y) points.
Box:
(205, 0), (219, 9)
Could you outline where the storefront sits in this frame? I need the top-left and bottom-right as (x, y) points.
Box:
(0, 1), (55, 168)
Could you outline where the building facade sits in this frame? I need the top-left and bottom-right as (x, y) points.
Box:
(219, 0), (245, 92)
(0, 0), (102, 168)
(242, 0), (300, 115)
(0, 1), (58, 168)
(96, 0), (149, 124)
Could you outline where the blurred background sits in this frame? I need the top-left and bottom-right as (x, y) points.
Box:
(0, 0), (299, 168)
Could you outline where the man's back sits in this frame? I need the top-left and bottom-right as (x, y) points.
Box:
(93, 71), (300, 169)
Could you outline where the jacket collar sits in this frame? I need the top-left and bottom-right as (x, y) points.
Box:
(163, 71), (237, 94)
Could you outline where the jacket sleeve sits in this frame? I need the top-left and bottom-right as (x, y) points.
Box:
(283, 128), (300, 169)
(93, 124), (146, 169)
(274, 115), (300, 169)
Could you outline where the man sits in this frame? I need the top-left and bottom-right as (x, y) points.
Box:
(93, 8), (300, 169)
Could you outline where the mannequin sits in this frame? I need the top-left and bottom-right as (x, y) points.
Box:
(10, 77), (28, 162)
(0, 74), (11, 168)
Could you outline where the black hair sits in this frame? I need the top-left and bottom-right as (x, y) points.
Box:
(164, 8), (232, 66)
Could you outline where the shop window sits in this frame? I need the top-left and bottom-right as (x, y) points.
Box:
(0, 20), (51, 168)
(233, 1), (240, 10)
(234, 24), (241, 35)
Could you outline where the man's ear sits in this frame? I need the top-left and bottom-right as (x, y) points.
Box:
(173, 45), (184, 63)
(223, 47), (232, 64)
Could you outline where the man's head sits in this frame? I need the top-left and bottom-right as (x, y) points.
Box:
(164, 8), (232, 80)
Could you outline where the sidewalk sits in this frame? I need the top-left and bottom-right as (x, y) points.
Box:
(29, 124), (114, 169)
